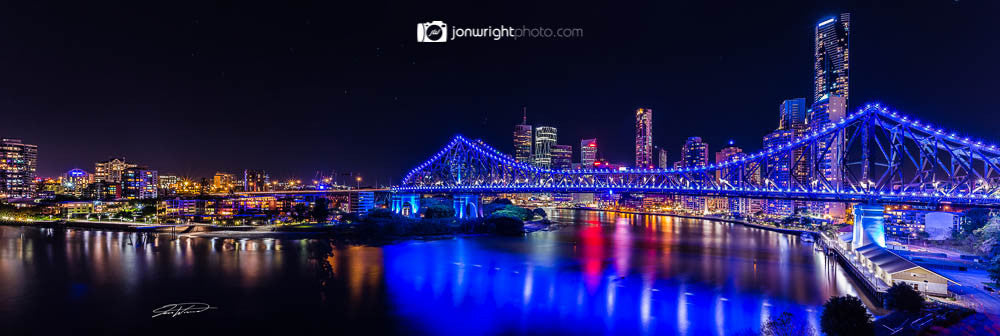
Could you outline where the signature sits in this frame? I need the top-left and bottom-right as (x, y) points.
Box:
(152, 302), (218, 318)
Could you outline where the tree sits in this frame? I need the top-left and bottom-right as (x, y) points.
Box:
(138, 205), (157, 218)
(291, 203), (310, 221)
(962, 208), (993, 236)
(488, 213), (524, 236)
(490, 198), (513, 205)
(885, 282), (924, 314)
(531, 208), (548, 219)
(820, 295), (873, 336)
(367, 207), (394, 219)
(484, 198), (513, 216)
(423, 204), (456, 219)
(989, 257), (1000, 286)
(312, 198), (331, 223)
(761, 312), (816, 336)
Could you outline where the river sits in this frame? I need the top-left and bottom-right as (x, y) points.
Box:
(0, 209), (864, 335)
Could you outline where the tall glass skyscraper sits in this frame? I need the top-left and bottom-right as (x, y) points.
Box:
(814, 13), (850, 105)
(0, 138), (38, 199)
(680, 136), (709, 168)
(533, 126), (557, 168)
(551, 144), (572, 170)
(513, 111), (532, 163)
(808, 94), (848, 221)
(580, 138), (597, 167)
(635, 108), (653, 168)
(778, 98), (807, 131)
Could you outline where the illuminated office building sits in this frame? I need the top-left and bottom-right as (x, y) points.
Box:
(679, 136), (709, 168)
(158, 175), (181, 195)
(715, 142), (743, 181)
(807, 94), (848, 220)
(580, 138), (597, 167)
(779, 98), (807, 131)
(95, 158), (137, 183)
(533, 126), (557, 168)
(63, 169), (90, 196)
(213, 172), (237, 192)
(814, 13), (850, 105)
(635, 108), (653, 168)
(243, 170), (271, 192)
(551, 144), (572, 170)
(122, 167), (158, 200)
(0, 138), (38, 199)
(513, 112), (533, 163)
(763, 130), (795, 217)
(657, 148), (668, 169)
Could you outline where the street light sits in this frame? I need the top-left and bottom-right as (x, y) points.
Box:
(356, 176), (362, 189)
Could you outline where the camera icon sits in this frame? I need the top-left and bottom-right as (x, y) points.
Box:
(417, 21), (448, 43)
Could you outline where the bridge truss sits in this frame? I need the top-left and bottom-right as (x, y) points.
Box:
(395, 103), (1000, 207)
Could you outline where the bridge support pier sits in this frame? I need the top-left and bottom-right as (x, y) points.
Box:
(391, 194), (421, 218)
(453, 194), (481, 219)
(852, 204), (886, 249)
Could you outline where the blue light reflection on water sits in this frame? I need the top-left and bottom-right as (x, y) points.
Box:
(381, 209), (855, 335)
(0, 209), (861, 335)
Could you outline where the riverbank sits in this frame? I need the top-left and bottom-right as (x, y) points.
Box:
(3, 217), (561, 240)
(559, 207), (818, 236)
(2, 219), (182, 232)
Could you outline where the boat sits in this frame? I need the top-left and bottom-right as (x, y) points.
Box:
(800, 233), (814, 243)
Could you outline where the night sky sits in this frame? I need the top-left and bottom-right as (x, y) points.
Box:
(1, 1), (997, 185)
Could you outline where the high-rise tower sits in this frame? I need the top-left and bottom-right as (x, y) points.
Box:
(814, 13), (850, 105)
(635, 108), (653, 168)
(533, 126), (558, 168)
(513, 108), (532, 163)
(580, 138), (597, 167)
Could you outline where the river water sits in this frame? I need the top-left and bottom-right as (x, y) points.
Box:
(0, 209), (863, 335)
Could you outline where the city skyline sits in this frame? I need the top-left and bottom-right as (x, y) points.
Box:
(0, 2), (997, 184)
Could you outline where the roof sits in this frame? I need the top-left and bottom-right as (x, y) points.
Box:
(855, 243), (958, 284)
(838, 232), (853, 243)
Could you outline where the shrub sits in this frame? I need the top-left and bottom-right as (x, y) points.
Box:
(886, 283), (924, 314)
(820, 295), (873, 336)
(761, 312), (816, 336)
(490, 198), (513, 205)
(488, 213), (524, 236)
(423, 204), (456, 219)
(367, 207), (394, 219)
(532, 208), (548, 219)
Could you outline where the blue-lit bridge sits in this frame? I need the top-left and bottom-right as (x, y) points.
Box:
(391, 103), (1000, 218)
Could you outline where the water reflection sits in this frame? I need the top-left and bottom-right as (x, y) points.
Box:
(0, 209), (861, 335)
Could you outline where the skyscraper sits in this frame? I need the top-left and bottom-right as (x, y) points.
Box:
(95, 158), (137, 183)
(808, 94), (848, 221)
(122, 167), (158, 199)
(679, 137), (709, 168)
(657, 148), (668, 169)
(243, 170), (270, 192)
(814, 13), (850, 105)
(778, 98), (807, 131)
(64, 169), (90, 196)
(213, 172), (237, 192)
(715, 142), (743, 181)
(808, 94), (847, 189)
(533, 126), (557, 168)
(513, 109), (533, 163)
(0, 138), (38, 199)
(635, 108), (653, 168)
(580, 138), (597, 167)
(551, 144), (572, 170)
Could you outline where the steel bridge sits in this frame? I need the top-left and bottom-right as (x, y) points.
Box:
(391, 103), (1000, 217)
